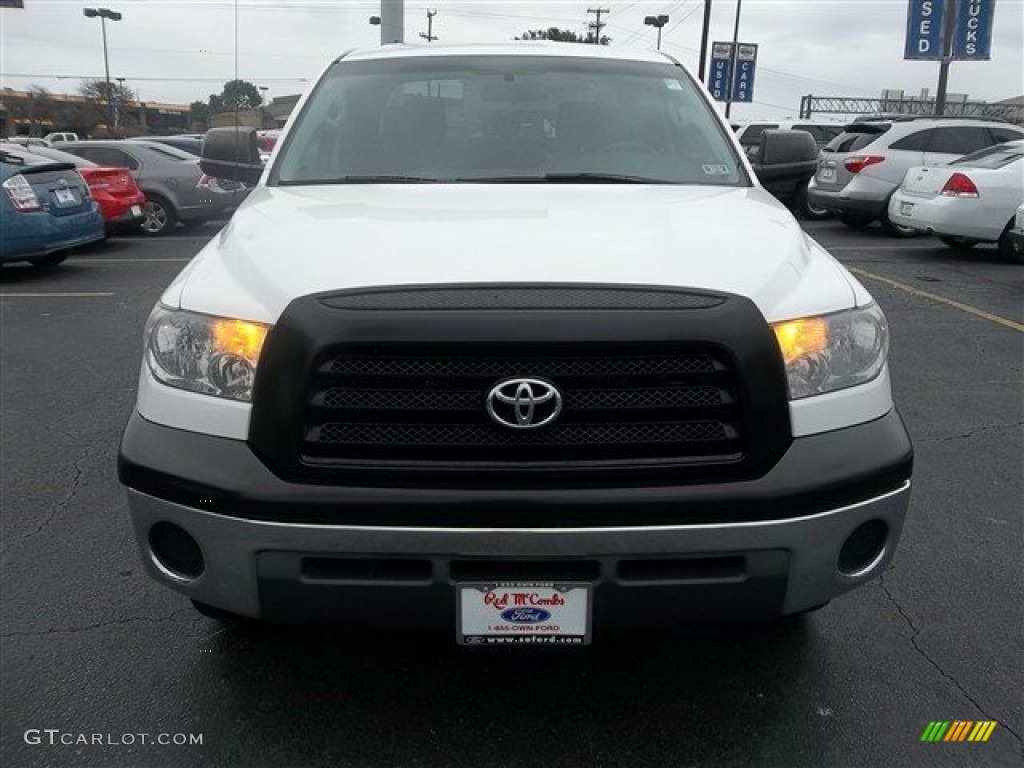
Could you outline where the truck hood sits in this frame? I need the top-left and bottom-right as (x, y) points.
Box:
(171, 184), (857, 324)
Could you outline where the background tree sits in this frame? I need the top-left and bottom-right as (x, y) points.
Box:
(516, 27), (611, 45)
(189, 100), (210, 131)
(78, 78), (136, 106)
(208, 79), (263, 113)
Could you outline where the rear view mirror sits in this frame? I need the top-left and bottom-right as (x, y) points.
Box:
(201, 127), (264, 186)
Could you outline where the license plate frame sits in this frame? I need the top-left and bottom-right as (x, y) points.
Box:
(457, 582), (592, 646)
(54, 188), (77, 206)
(820, 166), (835, 181)
(900, 202), (914, 216)
(130, 204), (143, 216)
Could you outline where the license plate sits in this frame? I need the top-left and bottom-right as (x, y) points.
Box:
(130, 204), (142, 216)
(820, 167), (835, 181)
(900, 202), (914, 216)
(54, 188), (77, 206)
(458, 582), (591, 646)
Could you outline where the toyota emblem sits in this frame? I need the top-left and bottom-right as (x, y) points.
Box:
(486, 378), (562, 430)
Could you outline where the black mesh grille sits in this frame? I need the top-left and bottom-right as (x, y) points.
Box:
(314, 421), (730, 446)
(326, 355), (720, 378)
(302, 347), (744, 465)
(318, 286), (726, 311)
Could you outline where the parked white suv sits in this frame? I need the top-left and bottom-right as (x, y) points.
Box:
(43, 132), (79, 143)
(118, 44), (912, 644)
(808, 117), (1023, 236)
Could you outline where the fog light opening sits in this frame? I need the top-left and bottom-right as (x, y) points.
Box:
(838, 519), (888, 577)
(149, 522), (205, 581)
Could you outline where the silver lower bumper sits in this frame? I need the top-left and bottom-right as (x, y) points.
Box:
(126, 480), (911, 622)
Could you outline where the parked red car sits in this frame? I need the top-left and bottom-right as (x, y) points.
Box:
(0, 143), (146, 232)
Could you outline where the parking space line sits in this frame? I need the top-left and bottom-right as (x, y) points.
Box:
(0, 292), (115, 298)
(849, 267), (1024, 333)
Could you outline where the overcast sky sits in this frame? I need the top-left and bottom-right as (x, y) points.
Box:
(1, 0), (1022, 119)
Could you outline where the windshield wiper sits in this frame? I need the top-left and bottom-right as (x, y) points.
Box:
(456, 173), (668, 184)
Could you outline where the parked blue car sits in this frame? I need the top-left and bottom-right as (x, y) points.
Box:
(1, 147), (104, 267)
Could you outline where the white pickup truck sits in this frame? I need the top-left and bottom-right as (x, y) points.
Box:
(118, 43), (912, 645)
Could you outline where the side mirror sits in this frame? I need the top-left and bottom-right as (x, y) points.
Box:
(756, 130), (817, 166)
(200, 127), (263, 186)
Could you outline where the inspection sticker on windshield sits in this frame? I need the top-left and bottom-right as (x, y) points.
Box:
(458, 583), (591, 646)
(702, 164), (731, 176)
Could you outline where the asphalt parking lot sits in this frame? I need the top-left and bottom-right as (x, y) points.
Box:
(1, 219), (1021, 768)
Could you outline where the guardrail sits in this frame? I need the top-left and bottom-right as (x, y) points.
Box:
(798, 95), (1023, 124)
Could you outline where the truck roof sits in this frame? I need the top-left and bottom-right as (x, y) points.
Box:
(342, 42), (675, 65)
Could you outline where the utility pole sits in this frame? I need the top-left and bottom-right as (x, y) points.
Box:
(379, 0), (404, 44)
(934, 0), (956, 116)
(115, 76), (125, 130)
(724, 0), (742, 119)
(587, 7), (610, 44)
(419, 8), (437, 42)
(698, 0), (712, 82)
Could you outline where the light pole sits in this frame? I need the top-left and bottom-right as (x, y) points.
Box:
(724, 0), (742, 120)
(82, 7), (122, 134)
(115, 76), (125, 131)
(698, 0), (712, 82)
(258, 86), (269, 129)
(644, 15), (669, 50)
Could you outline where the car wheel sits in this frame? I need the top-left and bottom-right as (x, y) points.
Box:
(839, 213), (873, 230)
(796, 182), (831, 221)
(139, 195), (177, 236)
(997, 221), (1021, 263)
(938, 235), (979, 250)
(29, 251), (70, 268)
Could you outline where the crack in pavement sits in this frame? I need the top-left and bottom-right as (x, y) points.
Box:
(879, 575), (1022, 746)
(915, 420), (1024, 444)
(0, 446), (92, 560)
(1, 609), (195, 639)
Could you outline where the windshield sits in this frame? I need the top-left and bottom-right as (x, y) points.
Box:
(950, 141), (1023, 169)
(16, 145), (96, 167)
(273, 55), (745, 186)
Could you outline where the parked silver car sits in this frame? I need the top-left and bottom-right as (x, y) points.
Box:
(807, 117), (1023, 236)
(59, 139), (247, 235)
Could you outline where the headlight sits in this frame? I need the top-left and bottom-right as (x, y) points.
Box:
(772, 304), (888, 400)
(144, 305), (270, 402)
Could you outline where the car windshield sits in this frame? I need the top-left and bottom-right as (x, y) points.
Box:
(950, 141), (1023, 169)
(17, 145), (96, 167)
(273, 55), (746, 186)
(136, 142), (198, 162)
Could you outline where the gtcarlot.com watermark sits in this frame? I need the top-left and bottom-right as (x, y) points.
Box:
(25, 729), (203, 747)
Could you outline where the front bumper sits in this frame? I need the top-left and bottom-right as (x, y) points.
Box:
(120, 409), (913, 626)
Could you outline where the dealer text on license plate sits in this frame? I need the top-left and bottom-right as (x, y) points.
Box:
(458, 583), (591, 646)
